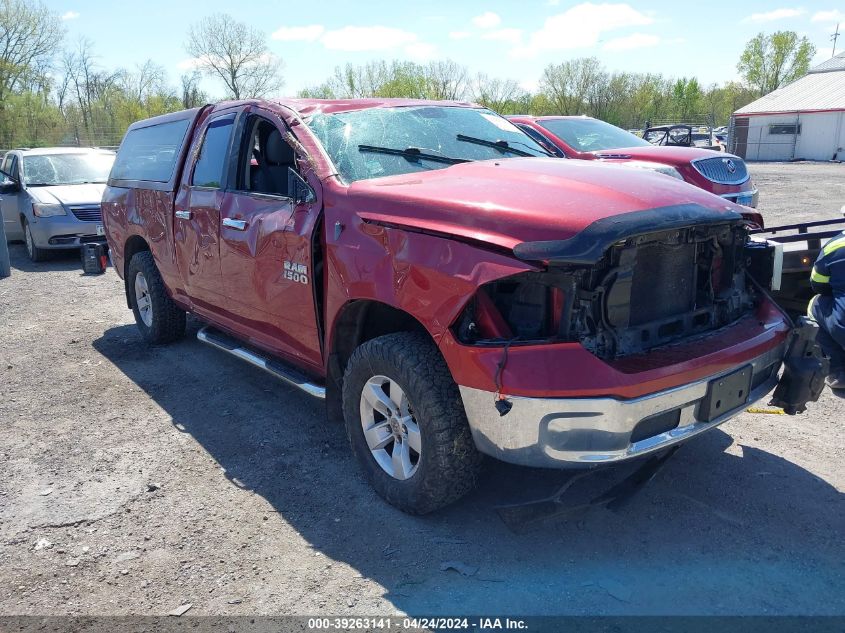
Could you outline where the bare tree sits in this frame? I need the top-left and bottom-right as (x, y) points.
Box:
(470, 73), (523, 113)
(185, 14), (283, 99)
(61, 39), (98, 132)
(180, 71), (207, 109)
(424, 60), (469, 101)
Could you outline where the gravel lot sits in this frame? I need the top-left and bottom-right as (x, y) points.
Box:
(0, 162), (843, 617)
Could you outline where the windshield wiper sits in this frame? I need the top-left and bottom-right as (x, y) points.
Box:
(455, 134), (547, 157)
(358, 145), (469, 165)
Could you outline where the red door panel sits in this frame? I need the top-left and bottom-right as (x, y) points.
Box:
(173, 186), (222, 310)
(219, 192), (322, 369)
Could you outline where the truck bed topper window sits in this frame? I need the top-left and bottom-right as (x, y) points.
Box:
(110, 119), (193, 184)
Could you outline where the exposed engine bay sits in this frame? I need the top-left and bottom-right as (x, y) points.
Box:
(455, 221), (759, 360)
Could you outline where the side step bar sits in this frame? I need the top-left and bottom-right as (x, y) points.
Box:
(196, 326), (326, 399)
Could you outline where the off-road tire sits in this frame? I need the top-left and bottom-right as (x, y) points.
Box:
(127, 251), (186, 344)
(342, 332), (482, 514)
(23, 220), (49, 262)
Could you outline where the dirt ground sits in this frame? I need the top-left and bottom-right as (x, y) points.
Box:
(0, 162), (843, 617)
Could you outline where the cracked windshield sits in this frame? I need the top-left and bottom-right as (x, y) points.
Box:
(307, 106), (549, 182)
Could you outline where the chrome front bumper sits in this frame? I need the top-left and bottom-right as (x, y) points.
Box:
(459, 345), (784, 467)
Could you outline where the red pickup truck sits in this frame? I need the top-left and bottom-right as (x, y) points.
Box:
(103, 99), (818, 514)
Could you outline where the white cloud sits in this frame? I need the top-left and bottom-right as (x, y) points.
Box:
(812, 9), (845, 22)
(481, 28), (523, 45)
(177, 57), (203, 71)
(61, 10), (79, 20)
(512, 3), (654, 57)
(520, 78), (540, 92)
(472, 11), (501, 29)
(743, 8), (805, 23)
(449, 30), (472, 40)
(320, 26), (418, 51)
(404, 42), (438, 60)
(271, 25), (324, 41)
(602, 32), (660, 51)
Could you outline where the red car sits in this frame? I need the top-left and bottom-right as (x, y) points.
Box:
(103, 99), (817, 514)
(509, 115), (760, 213)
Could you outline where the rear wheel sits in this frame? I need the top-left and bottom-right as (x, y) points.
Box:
(127, 251), (186, 344)
(23, 221), (48, 262)
(342, 332), (482, 514)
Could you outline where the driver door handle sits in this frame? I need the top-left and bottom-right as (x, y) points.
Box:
(222, 218), (248, 231)
(174, 210), (192, 220)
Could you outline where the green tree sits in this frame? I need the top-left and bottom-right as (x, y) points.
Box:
(738, 31), (816, 96)
(0, 0), (64, 143)
(539, 57), (603, 115)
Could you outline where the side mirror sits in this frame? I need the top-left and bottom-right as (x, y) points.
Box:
(287, 168), (316, 205)
(0, 170), (20, 195)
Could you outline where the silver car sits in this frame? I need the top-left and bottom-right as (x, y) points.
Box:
(0, 147), (115, 262)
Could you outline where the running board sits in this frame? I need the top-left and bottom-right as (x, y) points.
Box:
(196, 326), (326, 399)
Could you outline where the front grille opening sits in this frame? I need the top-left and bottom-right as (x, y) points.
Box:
(692, 157), (749, 186)
(453, 221), (757, 360)
(69, 205), (103, 222)
(630, 241), (696, 325)
(577, 222), (755, 359)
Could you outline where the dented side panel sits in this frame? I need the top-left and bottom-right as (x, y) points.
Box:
(217, 190), (323, 370)
(323, 186), (538, 355)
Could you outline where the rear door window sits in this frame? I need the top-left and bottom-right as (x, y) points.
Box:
(110, 118), (192, 182)
(192, 115), (235, 189)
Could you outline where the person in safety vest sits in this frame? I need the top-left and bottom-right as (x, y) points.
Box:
(808, 230), (845, 390)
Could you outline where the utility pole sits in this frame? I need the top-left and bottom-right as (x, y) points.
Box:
(832, 23), (840, 57)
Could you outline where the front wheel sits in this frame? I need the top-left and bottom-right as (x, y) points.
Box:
(126, 251), (186, 344)
(23, 220), (48, 262)
(342, 332), (482, 514)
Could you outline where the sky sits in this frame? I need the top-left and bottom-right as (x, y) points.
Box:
(47, 0), (845, 97)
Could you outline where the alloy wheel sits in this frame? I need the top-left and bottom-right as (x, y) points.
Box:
(134, 272), (153, 327)
(359, 375), (421, 480)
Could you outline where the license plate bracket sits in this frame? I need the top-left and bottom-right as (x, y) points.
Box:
(700, 365), (753, 422)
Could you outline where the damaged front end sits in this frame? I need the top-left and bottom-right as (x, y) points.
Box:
(448, 204), (826, 465)
(455, 208), (756, 361)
